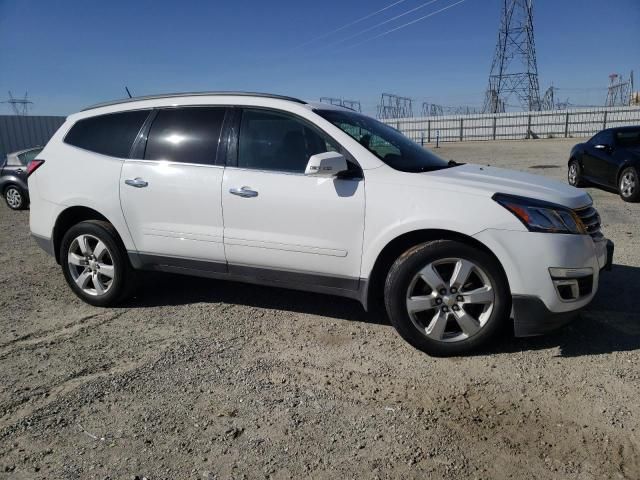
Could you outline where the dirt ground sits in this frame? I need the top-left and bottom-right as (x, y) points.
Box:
(0, 138), (638, 479)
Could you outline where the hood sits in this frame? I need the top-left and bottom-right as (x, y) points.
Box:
(424, 164), (591, 209)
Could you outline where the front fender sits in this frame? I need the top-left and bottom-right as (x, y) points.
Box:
(359, 177), (526, 278)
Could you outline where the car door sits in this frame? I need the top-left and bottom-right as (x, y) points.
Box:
(120, 106), (227, 267)
(3, 152), (29, 184)
(221, 108), (365, 288)
(582, 130), (616, 185)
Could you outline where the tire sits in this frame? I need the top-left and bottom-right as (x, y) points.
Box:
(4, 185), (26, 210)
(60, 220), (135, 307)
(619, 166), (639, 202)
(568, 159), (585, 187)
(384, 240), (510, 356)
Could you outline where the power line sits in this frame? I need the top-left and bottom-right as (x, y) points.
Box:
(343, 0), (467, 50)
(325, 0), (441, 49)
(293, 0), (409, 49)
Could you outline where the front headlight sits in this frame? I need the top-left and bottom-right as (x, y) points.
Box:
(493, 193), (586, 234)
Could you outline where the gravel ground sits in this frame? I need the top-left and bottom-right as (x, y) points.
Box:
(0, 138), (638, 479)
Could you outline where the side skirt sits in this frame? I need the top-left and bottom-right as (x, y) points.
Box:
(128, 252), (368, 305)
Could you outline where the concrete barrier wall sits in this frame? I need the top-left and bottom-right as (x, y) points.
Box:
(384, 106), (640, 143)
(0, 115), (66, 160)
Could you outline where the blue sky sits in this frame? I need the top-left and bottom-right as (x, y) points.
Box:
(0, 0), (638, 116)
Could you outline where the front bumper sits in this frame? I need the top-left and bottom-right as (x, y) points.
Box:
(512, 295), (582, 337)
(512, 239), (614, 337)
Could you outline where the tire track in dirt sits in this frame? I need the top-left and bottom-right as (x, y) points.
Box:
(0, 310), (127, 361)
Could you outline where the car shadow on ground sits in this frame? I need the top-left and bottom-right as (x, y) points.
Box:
(126, 272), (382, 324)
(483, 263), (640, 357)
(125, 264), (640, 357)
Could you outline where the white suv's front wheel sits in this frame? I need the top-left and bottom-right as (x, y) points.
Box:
(384, 240), (510, 356)
(60, 220), (135, 307)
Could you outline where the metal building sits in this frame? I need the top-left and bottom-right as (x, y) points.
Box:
(0, 115), (65, 160)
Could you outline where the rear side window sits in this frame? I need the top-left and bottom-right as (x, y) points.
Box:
(18, 148), (42, 165)
(65, 110), (150, 158)
(237, 109), (337, 173)
(144, 107), (225, 165)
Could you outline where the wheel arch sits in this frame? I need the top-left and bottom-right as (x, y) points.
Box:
(52, 206), (120, 264)
(616, 161), (639, 186)
(362, 229), (510, 312)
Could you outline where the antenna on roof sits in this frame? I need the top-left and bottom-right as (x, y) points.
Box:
(125, 86), (133, 99)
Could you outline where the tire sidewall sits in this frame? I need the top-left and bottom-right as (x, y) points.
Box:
(4, 186), (24, 210)
(60, 221), (129, 307)
(384, 240), (510, 356)
(568, 160), (582, 187)
(619, 167), (639, 202)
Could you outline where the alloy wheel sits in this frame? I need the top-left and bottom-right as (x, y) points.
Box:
(405, 257), (495, 343)
(568, 164), (578, 186)
(67, 234), (115, 296)
(620, 171), (637, 198)
(5, 187), (22, 209)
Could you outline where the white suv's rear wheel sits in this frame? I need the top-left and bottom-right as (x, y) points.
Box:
(384, 240), (510, 356)
(60, 220), (135, 306)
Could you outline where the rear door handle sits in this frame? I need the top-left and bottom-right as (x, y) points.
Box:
(229, 186), (258, 198)
(125, 177), (148, 188)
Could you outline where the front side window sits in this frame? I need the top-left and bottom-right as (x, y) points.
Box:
(65, 110), (150, 158)
(615, 129), (640, 148)
(237, 109), (337, 173)
(315, 109), (450, 173)
(144, 107), (225, 165)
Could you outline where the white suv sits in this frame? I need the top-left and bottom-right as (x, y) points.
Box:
(28, 92), (614, 355)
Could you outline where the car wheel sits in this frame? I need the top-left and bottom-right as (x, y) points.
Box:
(619, 167), (639, 202)
(60, 220), (135, 307)
(384, 240), (510, 356)
(4, 185), (26, 210)
(568, 160), (585, 187)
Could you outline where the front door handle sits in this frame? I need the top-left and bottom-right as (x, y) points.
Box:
(125, 177), (149, 188)
(229, 186), (258, 198)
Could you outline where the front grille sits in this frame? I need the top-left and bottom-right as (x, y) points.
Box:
(574, 205), (603, 241)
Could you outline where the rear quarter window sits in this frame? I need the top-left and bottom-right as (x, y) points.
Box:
(64, 110), (150, 158)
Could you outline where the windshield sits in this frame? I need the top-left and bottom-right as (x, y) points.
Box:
(315, 109), (451, 173)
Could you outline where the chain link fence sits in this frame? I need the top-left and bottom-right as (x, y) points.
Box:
(383, 106), (640, 144)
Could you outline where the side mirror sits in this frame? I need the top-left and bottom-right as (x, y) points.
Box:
(304, 152), (348, 177)
(594, 144), (611, 151)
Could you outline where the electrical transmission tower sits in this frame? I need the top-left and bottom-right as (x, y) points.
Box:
(421, 102), (444, 117)
(377, 93), (413, 119)
(2, 91), (33, 115)
(605, 72), (634, 107)
(319, 97), (362, 112)
(483, 0), (541, 113)
(540, 86), (556, 110)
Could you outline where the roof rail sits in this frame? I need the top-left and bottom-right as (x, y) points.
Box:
(81, 91), (307, 111)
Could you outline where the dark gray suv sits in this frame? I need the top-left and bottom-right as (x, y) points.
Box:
(1, 147), (42, 209)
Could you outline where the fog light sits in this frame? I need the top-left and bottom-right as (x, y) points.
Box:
(549, 267), (593, 302)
